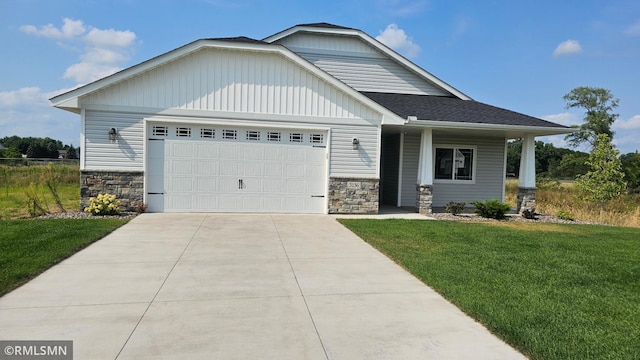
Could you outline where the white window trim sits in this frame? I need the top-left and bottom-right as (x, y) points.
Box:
(433, 144), (477, 184)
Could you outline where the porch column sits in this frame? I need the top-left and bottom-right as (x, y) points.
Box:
(517, 134), (536, 214)
(416, 128), (434, 214)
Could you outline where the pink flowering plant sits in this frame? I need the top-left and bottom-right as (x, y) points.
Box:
(84, 193), (121, 216)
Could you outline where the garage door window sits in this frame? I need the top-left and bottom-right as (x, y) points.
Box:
(289, 133), (303, 143)
(223, 130), (237, 140)
(176, 127), (191, 137)
(200, 128), (215, 138)
(246, 130), (261, 141)
(153, 125), (168, 137)
(310, 134), (324, 144)
(268, 132), (281, 142)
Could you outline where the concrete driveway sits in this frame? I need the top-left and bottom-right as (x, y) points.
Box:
(0, 214), (525, 359)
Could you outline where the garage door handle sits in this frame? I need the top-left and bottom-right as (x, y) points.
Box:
(238, 179), (244, 189)
(311, 195), (325, 198)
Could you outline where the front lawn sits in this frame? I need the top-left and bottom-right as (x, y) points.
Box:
(339, 219), (640, 360)
(0, 218), (129, 297)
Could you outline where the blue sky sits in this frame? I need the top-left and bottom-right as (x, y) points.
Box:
(1, 0), (639, 154)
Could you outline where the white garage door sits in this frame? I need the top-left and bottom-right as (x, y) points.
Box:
(146, 123), (327, 213)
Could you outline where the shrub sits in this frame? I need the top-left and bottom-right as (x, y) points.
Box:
(444, 201), (466, 215)
(557, 210), (575, 221)
(84, 193), (121, 216)
(471, 199), (512, 220)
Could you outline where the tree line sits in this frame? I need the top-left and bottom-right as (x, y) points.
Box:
(0, 136), (78, 159)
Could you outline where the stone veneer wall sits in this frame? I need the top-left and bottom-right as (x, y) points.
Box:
(416, 184), (434, 215)
(517, 187), (536, 214)
(328, 177), (379, 214)
(81, 170), (144, 212)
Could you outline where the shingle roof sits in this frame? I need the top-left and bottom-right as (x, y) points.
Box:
(362, 92), (568, 128)
(205, 36), (267, 44)
(295, 22), (354, 30)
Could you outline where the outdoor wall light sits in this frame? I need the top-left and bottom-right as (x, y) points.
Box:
(352, 137), (360, 150)
(109, 127), (117, 141)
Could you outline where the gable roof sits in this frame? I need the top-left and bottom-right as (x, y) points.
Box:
(362, 92), (570, 134)
(263, 23), (471, 100)
(205, 36), (267, 44)
(49, 23), (572, 135)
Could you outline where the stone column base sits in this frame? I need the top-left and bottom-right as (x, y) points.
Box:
(517, 187), (536, 214)
(81, 170), (144, 212)
(416, 184), (434, 215)
(328, 177), (379, 214)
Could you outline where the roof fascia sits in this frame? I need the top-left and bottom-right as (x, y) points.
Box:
(405, 118), (576, 136)
(263, 25), (472, 101)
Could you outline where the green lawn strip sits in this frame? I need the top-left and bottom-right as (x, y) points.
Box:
(0, 218), (129, 297)
(338, 219), (640, 360)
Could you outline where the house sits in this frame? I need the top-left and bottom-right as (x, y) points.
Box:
(50, 23), (572, 214)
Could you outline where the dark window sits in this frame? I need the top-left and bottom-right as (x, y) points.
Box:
(435, 147), (474, 181)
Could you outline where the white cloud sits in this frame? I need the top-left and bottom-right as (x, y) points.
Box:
(20, 18), (85, 39)
(542, 112), (581, 127)
(0, 87), (49, 108)
(553, 39), (582, 57)
(376, 24), (421, 58)
(20, 18), (137, 84)
(63, 63), (123, 84)
(614, 115), (640, 130)
(85, 28), (136, 48)
(0, 19), (137, 145)
(624, 21), (640, 37)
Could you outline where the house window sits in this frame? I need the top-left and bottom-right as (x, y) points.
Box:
(289, 133), (303, 143)
(200, 128), (215, 138)
(176, 127), (191, 137)
(222, 129), (237, 140)
(434, 146), (476, 182)
(267, 132), (281, 142)
(152, 125), (168, 137)
(246, 130), (261, 141)
(310, 133), (324, 144)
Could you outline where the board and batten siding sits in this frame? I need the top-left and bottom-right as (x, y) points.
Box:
(81, 48), (381, 122)
(329, 125), (379, 178)
(275, 33), (450, 96)
(84, 111), (144, 170)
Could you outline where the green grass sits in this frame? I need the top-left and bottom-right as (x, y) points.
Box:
(0, 218), (129, 297)
(339, 219), (640, 360)
(0, 164), (80, 218)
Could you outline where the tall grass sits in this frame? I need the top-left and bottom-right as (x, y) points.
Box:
(506, 179), (640, 228)
(0, 164), (80, 219)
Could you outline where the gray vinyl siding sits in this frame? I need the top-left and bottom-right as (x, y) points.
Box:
(276, 33), (450, 96)
(329, 125), (379, 178)
(84, 111), (144, 170)
(298, 52), (449, 96)
(400, 134), (420, 206)
(381, 135), (400, 205)
(432, 136), (506, 207)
